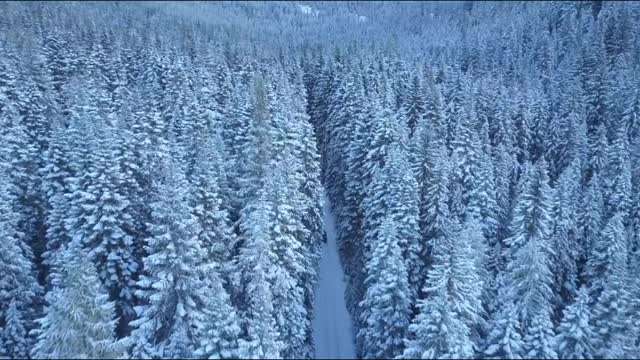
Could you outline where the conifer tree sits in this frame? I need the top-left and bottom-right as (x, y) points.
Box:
(493, 142), (518, 254)
(129, 153), (221, 359)
(550, 160), (582, 306)
(0, 128), (42, 359)
(404, 74), (426, 136)
(1, 299), (28, 359)
(190, 129), (235, 279)
(31, 241), (127, 359)
(40, 119), (73, 287)
(555, 287), (596, 359)
(503, 160), (555, 328)
(357, 216), (411, 359)
(450, 103), (483, 221)
(237, 75), (276, 210)
(523, 311), (557, 359)
(80, 123), (139, 333)
(578, 174), (605, 283)
(415, 138), (451, 289)
(264, 156), (311, 359)
(484, 302), (525, 360)
(401, 215), (483, 359)
(194, 265), (241, 359)
(235, 191), (282, 359)
(363, 144), (421, 299)
(400, 286), (474, 359)
(604, 124), (632, 222)
(590, 213), (630, 359)
(587, 124), (608, 181)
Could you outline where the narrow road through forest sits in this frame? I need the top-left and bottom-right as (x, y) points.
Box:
(312, 192), (357, 359)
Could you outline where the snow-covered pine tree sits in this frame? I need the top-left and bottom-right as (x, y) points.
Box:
(457, 219), (488, 346)
(409, 102), (433, 181)
(189, 128), (235, 280)
(0, 43), (19, 117)
(350, 71), (405, 348)
(404, 74), (426, 136)
(415, 138), (451, 292)
(582, 28), (609, 137)
(528, 90), (550, 164)
(421, 68), (445, 142)
(545, 114), (571, 182)
(40, 118), (73, 288)
(625, 255), (640, 357)
(80, 122), (139, 335)
(587, 123), (608, 182)
(400, 286), (474, 360)
(334, 70), (371, 333)
(357, 216), (411, 359)
(350, 85), (403, 328)
(270, 65), (326, 357)
(483, 301), (525, 359)
(590, 212), (631, 359)
(30, 241), (127, 359)
(512, 94), (533, 166)
(129, 151), (227, 359)
(401, 216), (482, 359)
(125, 84), (170, 284)
(263, 155), (310, 359)
(178, 84), (211, 180)
(235, 189), (283, 359)
(340, 69), (369, 270)
(493, 141), (518, 248)
(224, 80), (253, 221)
(550, 159), (582, 308)
(464, 123), (494, 339)
(0, 110), (43, 359)
(523, 311), (557, 359)
(360, 78), (401, 198)
(129, 80), (170, 188)
(441, 69), (467, 152)
(604, 122), (632, 222)
(236, 74), (276, 211)
(450, 101), (483, 221)
(578, 173), (605, 284)
(306, 54), (334, 164)
(15, 61), (52, 275)
(555, 286), (596, 359)
(363, 143), (421, 300)
(1, 299), (28, 359)
(469, 129), (499, 247)
(193, 267), (241, 359)
(389, 146), (422, 300)
(622, 87), (639, 142)
(60, 76), (104, 281)
(502, 159), (556, 329)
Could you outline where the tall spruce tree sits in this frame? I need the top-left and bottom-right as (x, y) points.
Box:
(129, 152), (225, 359)
(0, 111), (43, 359)
(503, 160), (555, 328)
(31, 241), (127, 359)
(357, 216), (411, 359)
(555, 287), (596, 359)
(590, 213), (630, 359)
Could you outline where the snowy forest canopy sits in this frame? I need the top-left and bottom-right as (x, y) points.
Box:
(1, 1), (640, 359)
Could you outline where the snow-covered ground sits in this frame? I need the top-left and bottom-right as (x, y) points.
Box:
(312, 193), (357, 359)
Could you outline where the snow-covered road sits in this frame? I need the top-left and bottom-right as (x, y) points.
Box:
(312, 193), (357, 359)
